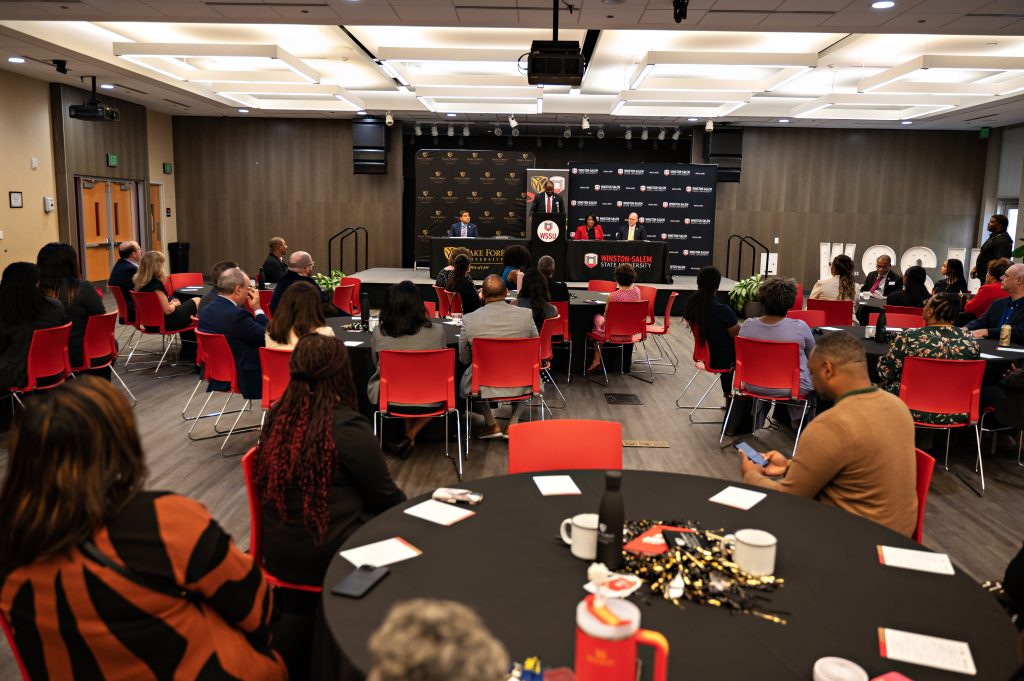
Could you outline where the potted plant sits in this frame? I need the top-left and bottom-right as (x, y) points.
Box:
(729, 273), (763, 318)
(312, 269), (345, 292)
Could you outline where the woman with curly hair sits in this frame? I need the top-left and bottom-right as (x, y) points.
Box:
(810, 253), (856, 302)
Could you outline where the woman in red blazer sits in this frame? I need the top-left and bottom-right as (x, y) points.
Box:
(573, 214), (604, 240)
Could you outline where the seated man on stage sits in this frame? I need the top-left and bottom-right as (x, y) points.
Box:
(449, 210), (478, 238)
(529, 180), (563, 215)
(614, 212), (646, 241)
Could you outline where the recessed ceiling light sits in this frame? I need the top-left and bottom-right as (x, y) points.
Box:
(779, 118), (790, 123)
(871, 1), (895, 8)
(8, 56), (25, 64)
(100, 83), (114, 90)
(900, 120), (913, 125)
(687, 117), (698, 122)
(238, 108), (250, 113)
(446, 112), (456, 118)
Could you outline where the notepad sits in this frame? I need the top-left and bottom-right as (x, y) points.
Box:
(339, 537), (421, 567)
(343, 341), (363, 347)
(403, 499), (475, 526)
(877, 545), (955, 575)
(878, 628), (976, 675)
(533, 475), (581, 496)
(708, 486), (766, 511)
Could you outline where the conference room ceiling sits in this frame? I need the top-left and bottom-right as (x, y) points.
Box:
(0, 0), (1023, 130)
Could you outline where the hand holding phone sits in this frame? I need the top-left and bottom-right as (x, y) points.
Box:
(735, 441), (767, 467)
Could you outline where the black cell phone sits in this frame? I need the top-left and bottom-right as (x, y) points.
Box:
(331, 565), (389, 598)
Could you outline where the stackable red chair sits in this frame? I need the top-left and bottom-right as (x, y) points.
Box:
(0, 611), (30, 681)
(786, 309), (826, 327)
(539, 316), (566, 410)
(721, 337), (812, 455)
(332, 284), (356, 315)
(258, 347), (292, 430)
(899, 356), (986, 490)
(587, 279), (617, 293)
(423, 301), (438, 318)
(550, 300), (573, 384)
(375, 349), (463, 477)
(508, 420), (622, 474)
(341, 276), (362, 315)
(886, 305), (924, 317)
(636, 284), (658, 324)
(433, 286), (463, 317)
(188, 331), (257, 453)
(586, 300), (653, 384)
(72, 311), (136, 406)
(126, 291), (196, 375)
(913, 449), (936, 543)
(6, 322), (72, 410)
(791, 282), (804, 311)
(108, 285), (137, 347)
(645, 291), (679, 372)
(867, 312), (925, 329)
(676, 323), (731, 424)
(241, 448), (321, 593)
(167, 272), (204, 292)
(259, 289), (274, 319)
(466, 337), (542, 455)
(806, 298), (854, 326)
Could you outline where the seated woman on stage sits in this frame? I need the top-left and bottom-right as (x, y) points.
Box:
(810, 254), (856, 302)
(963, 257), (1011, 322)
(265, 281), (335, 350)
(586, 264), (642, 373)
(132, 250), (197, 360)
(682, 266), (740, 400)
(501, 245), (531, 291)
(573, 214), (604, 241)
(435, 247), (471, 289)
(444, 253), (481, 315)
(36, 242), (105, 375)
(516, 268), (558, 332)
(0, 378), (287, 681)
(877, 293), (979, 425)
(0, 262), (66, 390)
(933, 258), (969, 296)
(885, 265), (931, 308)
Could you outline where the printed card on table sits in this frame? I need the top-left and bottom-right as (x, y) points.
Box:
(403, 499), (475, 526)
(877, 545), (954, 576)
(709, 486), (767, 511)
(533, 475), (581, 496)
(623, 525), (692, 556)
(878, 628), (976, 675)
(339, 537), (421, 568)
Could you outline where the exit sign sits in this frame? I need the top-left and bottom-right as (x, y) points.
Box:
(106, 153), (118, 167)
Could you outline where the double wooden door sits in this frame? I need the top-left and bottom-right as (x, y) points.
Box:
(77, 178), (140, 281)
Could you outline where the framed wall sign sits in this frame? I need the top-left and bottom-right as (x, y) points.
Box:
(9, 191), (23, 208)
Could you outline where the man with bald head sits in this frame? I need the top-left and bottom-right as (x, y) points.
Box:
(262, 236), (288, 284)
(615, 212), (646, 241)
(198, 267), (269, 399)
(967, 262), (1024, 345)
(269, 250), (332, 314)
(108, 240), (141, 322)
(459, 274), (538, 439)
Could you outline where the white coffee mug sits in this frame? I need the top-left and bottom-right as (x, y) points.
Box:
(560, 513), (599, 560)
(722, 529), (777, 576)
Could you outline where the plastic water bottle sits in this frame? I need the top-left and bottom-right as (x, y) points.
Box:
(596, 471), (624, 570)
(874, 307), (886, 341)
(257, 267), (265, 290)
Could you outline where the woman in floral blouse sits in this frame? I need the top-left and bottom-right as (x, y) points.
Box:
(877, 293), (980, 425)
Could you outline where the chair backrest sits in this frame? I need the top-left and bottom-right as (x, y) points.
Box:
(539, 315), (561, 363)
(195, 331), (241, 393)
(470, 337), (541, 396)
(806, 298), (853, 326)
(191, 316), (206, 368)
(379, 349), (455, 415)
(603, 300), (649, 342)
(886, 304), (923, 316)
(95, 286), (104, 298)
(913, 448), (935, 543)
(588, 279), (617, 293)
(423, 301), (438, 318)
(867, 312), (925, 329)
(0, 610), (30, 681)
(332, 284), (356, 315)
(551, 300), (570, 340)
(259, 289), (274, 319)
(433, 285), (452, 317)
(76, 312), (118, 372)
(109, 285), (131, 324)
(22, 323), (72, 392)
(259, 347), (292, 411)
(687, 323), (730, 374)
(654, 292), (678, 330)
(130, 290), (168, 332)
(636, 285), (658, 323)
(791, 282), (804, 311)
(341, 277), (362, 314)
(899, 356), (984, 424)
(733, 336), (803, 400)
(508, 420), (623, 473)
(168, 272), (204, 292)
(786, 309), (826, 327)
(447, 290), (463, 314)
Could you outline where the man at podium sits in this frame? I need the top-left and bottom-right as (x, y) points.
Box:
(449, 210), (479, 238)
(529, 180), (564, 215)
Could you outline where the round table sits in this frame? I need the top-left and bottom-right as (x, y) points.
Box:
(322, 471), (1018, 680)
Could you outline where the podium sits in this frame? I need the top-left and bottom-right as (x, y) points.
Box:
(530, 212), (567, 275)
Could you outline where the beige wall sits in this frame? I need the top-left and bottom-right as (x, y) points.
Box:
(147, 110), (178, 252)
(0, 70), (59, 268)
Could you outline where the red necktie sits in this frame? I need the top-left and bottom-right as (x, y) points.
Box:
(869, 275), (883, 294)
(546, 196), (551, 212)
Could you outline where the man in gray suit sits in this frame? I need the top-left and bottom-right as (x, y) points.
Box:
(459, 274), (538, 439)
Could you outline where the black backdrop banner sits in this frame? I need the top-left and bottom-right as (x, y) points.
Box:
(414, 149), (535, 261)
(567, 162), (717, 276)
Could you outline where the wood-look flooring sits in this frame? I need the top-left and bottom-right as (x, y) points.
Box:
(1, 312), (1022, 678)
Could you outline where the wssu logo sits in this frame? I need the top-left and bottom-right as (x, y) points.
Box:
(584, 253), (599, 268)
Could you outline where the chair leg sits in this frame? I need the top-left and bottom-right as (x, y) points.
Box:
(465, 397), (472, 460)
(542, 369), (567, 409)
(685, 380), (722, 425)
(792, 401), (810, 457)
(944, 429), (951, 470)
(221, 400), (252, 453)
(567, 338), (573, 385)
(1018, 430), (1023, 466)
(455, 410), (463, 480)
(674, 369), (701, 407)
(627, 341), (655, 384)
(719, 394), (737, 444)
(110, 368), (137, 407)
(188, 392), (222, 439)
(974, 424), (985, 492)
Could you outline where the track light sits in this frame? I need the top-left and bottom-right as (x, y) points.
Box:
(596, 127), (605, 139)
(641, 128), (649, 141)
(385, 111), (394, 127)
(705, 120), (714, 132)
(508, 115), (518, 129)
(512, 127), (520, 137)
(447, 124), (454, 137)
(463, 124), (470, 136)
(494, 126), (503, 136)
(581, 115), (590, 130)
(625, 128), (632, 140)
(657, 128), (666, 141)
(671, 129), (680, 141)
(414, 124), (422, 136)
(563, 128), (571, 138)
(673, 0), (688, 23)
(430, 124), (438, 137)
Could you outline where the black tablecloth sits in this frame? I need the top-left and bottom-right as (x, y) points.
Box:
(565, 241), (671, 284)
(322, 471), (1017, 680)
(430, 237), (531, 279)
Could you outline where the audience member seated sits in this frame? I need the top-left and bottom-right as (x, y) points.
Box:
(366, 599), (509, 681)
(37, 242), (105, 376)
(132, 250), (197, 361)
(967, 263), (1024, 345)
(368, 281), (447, 458)
(586, 264), (643, 373)
(877, 293), (980, 425)
(460, 274), (538, 439)
(0, 378), (287, 680)
(501, 245), (531, 291)
(107, 240), (140, 322)
(538, 254), (570, 302)
(885, 265), (931, 308)
(262, 236), (289, 284)
(0, 262), (66, 390)
(933, 257), (969, 295)
(265, 281), (335, 350)
(981, 364), (1024, 434)
(964, 257), (1011, 322)
(740, 331), (918, 537)
(573, 214), (604, 241)
(255, 334), (406, 588)
(199, 260), (238, 310)
(444, 253), (482, 315)
(860, 254), (902, 296)
(198, 268), (269, 399)
(810, 253), (856, 301)
(682, 266), (740, 400)
(738, 276), (816, 429)
(434, 246), (471, 288)
(269, 251), (331, 314)
(516, 268), (558, 332)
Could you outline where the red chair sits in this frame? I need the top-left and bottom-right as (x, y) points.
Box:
(0, 610), (30, 681)
(433, 286), (463, 317)
(551, 300), (573, 384)
(241, 448), (321, 593)
(588, 279), (617, 293)
(636, 284), (658, 324)
(258, 347), (292, 430)
(867, 312), (925, 329)
(167, 272), (204, 292)
(332, 284), (356, 315)
(423, 301), (438, 318)
(898, 356), (986, 490)
(676, 323), (731, 424)
(466, 337), (542, 455)
(886, 305), (923, 317)
(791, 282), (803, 311)
(913, 448), (936, 543)
(645, 291), (679, 372)
(259, 289), (274, 319)
(720, 337), (812, 455)
(586, 300), (653, 384)
(786, 309), (826, 327)
(6, 322), (72, 409)
(375, 349), (463, 477)
(72, 312), (136, 406)
(189, 331), (257, 453)
(539, 316), (566, 410)
(108, 285), (138, 347)
(508, 420), (622, 474)
(341, 276), (362, 315)
(806, 298), (853, 326)
(95, 286), (104, 298)
(126, 290), (196, 375)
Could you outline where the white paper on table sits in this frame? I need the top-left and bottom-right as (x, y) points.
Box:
(879, 628), (976, 675)
(343, 341), (363, 347)
(708, 486), (767, 511)
(533, 475), (582, 496)
(997, 347), (1024, 353)
(980, 353), (1002, 360)
(819, 326), (842, 331)
(886, 327), (904, 332)
(403, 499), (475, 526)
(594, 291), (610, 296)
(877, 545), (955, 576)
(339, 537), (421, 567)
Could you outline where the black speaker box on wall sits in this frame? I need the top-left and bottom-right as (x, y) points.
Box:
(353, 119), (388, 175)
(703, 127), (742, 183)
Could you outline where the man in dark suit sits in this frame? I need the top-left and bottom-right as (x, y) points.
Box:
(108, 240), (141, 322)
(967, 263), (1024, 345)
(449, 210), (479, 237)
(269, 250), (331, 314)
(197, 267), (269, 399)
(614, 212), (646, 241)
(529, 180), (564, 215)
(860, 255), (902, 296)
(262, 236), (288, 284)
(972, 214), (1014, 284)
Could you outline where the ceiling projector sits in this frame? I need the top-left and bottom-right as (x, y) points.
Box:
(528, 40), (584, 86)
(69, 102), (120, 122)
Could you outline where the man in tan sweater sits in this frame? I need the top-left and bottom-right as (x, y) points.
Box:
(740, 331), (918, 537)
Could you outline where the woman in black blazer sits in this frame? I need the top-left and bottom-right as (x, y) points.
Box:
(37, 242), (106, 376)
(0, 262), (66, 390)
